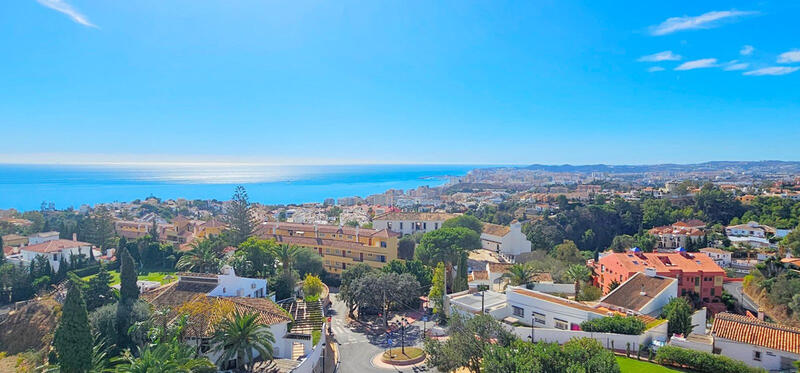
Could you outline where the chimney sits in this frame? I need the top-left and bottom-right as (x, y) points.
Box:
(757, 308), (765, 321)
(639, 284), (646, 297)
(72, 233), (77, 242)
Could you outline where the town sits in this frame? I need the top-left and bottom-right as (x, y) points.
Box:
(2, 162), (800, 372)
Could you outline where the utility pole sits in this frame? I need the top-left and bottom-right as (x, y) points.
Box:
(481, 290), (485, 314)
(383, 289), (387, 328)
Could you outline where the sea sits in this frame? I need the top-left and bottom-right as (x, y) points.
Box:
(0, 164), (483, 211)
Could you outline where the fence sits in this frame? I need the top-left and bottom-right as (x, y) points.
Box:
(506, 319), (668, 353)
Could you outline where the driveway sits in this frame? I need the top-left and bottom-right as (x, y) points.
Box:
(723, 281), (758, 313)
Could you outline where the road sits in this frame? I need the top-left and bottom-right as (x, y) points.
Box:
(328, 291), (435, 373)
(723, 281), (759, 313)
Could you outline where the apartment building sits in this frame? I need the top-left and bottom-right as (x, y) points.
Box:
(590, 250), (725, 304)
(648, 220), (707, 250)
(372, 211), (458, 235)
(256, 222), (400, 275)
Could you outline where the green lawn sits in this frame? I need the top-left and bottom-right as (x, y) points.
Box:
(82, 270), (176, 286)
(616, 356), (684, 373)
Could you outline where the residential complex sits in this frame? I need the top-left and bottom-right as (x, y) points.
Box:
(256, 221), (400, 275)
(372, 211), (457, 235)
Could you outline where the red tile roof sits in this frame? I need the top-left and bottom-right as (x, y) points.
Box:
(600, 252), (725, 274)
(21, 239), (92, 254)
(712, 312), (800, 355)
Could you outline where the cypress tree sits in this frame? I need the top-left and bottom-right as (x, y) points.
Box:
(85, 264), (115, 311)
(54, 282), (93, 373)
(0, 236), (5, 265)
(118, 247), (139, 303)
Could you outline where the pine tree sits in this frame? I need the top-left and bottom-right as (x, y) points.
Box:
(226, 186), (257, 246)
(54, 282), (93, 373)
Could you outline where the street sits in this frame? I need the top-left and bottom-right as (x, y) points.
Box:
(723, 281), (758, 313)
(328, 291), (435, 373)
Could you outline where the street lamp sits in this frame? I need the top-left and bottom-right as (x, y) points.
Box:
(321, 342), (326, 373)
(393, 317), (409, 355)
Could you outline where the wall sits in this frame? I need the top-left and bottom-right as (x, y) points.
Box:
(506, 288), (604, 330)
(290, 322), (327, 373)
(527, 283), (575, 295)
(508, 321), (668, 353)
(690, 308), (707, 335)
(715, 337), (799, 372)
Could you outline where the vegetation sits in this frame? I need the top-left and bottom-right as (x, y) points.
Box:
(428, 262), (446, 315)
(424, 313), (516, 373)
(441, 215), (484, 235)
(381, 259), (432, 293)
(338, 263), (375, 318)
(83, 264), (116, 311)
(397, 236), (416, 260)
(302, 274), (324, 299)
(416, 227), (481, 292)
(483, 338), (620, 373)
(211, 311), (276, 372)
(654, 346), (765, 373)
(502, 263), (537, 286)
(616, 356), (682, 373)
(580, 315), (646, 335)
(662, 297), (693, 337)
(176, 239), (224, 273)
(53, 282), (93, 373)
(564, 264), (591, 297)
(226, 185), (257, 246)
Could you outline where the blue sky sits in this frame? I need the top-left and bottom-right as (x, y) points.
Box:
(1, 1), (799, 165)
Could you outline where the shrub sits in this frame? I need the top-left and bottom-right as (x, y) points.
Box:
(580, 315), (646, 335)
(655, 346), (765, 373)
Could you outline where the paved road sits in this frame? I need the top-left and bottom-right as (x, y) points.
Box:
(328, 291), (435, 373)
(723, 281), (758, 313)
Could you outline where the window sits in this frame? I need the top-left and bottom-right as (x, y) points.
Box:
(554, 319), (569, 330)
(423, 222), (427, 229)
(512, 306), (524, 317)
(200, 338), (211, 353)
(380, 241), (387, 248)
(753, 351), (761, 361)
(399, 222), (404, 230)
(434, 223), (439, 229)
(710, 288), (715, 296)
(533, 312), (546, 324)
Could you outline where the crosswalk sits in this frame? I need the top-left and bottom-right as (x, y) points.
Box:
(330, 319), (370, 345)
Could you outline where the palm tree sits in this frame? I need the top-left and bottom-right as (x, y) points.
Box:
(502, 263), (536, 287)
(112, 339), (214, 373)
(271, 244), (300, 272)
(176, 239), (222, 273)
(211, 311), (276, 372)
(564, 265), (591, 298)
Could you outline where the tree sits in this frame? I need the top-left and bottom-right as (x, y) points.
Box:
(302, 274), (324, 299)
(231, 237), (276, 278)
(442, 215), (484, 235)
(663, 297), (693, 337)
(564, 264), (591, 297)
(54, 282), (93, 373)
(607, 279), (621, 292)
(424, 313), (515, 373)
(176, 239), (222, 273)
(502, 263), (536, 287)
(782, 225), (800, 257)
(609, 234), (635, 252)
(294, 246), (323, 277)
(381, 259), (432, 293)
(226, 186), (257, 246)
(114, 338), (215, 373)
(397, 236), (416, 260)
(116, 247), (139, 351)
(271, 244), (300, 273)
(551, 240), (583, 264)
(338, 263), (374, 318)
(483, 338), (620, 373)
(351, 272), (420, 324)
(88, 301), (151, 352)
(416, 227), (480, 289)
(84, 207), (116, 250)
(694, 184), (744, 225)
(0, 235), (4, 265)
(211, 311), (276, 372)
(428, 262), (446, 316)
(85, 264), (116, 311)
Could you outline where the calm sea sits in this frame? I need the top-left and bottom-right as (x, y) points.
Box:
(0, 164), (481, 211)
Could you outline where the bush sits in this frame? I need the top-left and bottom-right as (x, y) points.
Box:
(88, 300), (151, 349)
(580, 315), (646, 335)
(654, 346), (765, 373)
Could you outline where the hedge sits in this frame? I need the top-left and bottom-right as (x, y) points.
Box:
(580, 315), (646, 335)
(69, 261), (119, 278)
(654, 346), (766, 373)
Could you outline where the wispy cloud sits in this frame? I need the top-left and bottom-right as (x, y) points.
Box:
(777, 50), (800, 63)
(637, 51), (682, 62)
(650, 10), (758, 36)
(743, 66), (800, 76)
(723, 61), (749, 71)
(36, 0), (97, 28)
(740, 45), (754, 55)
(647, 66), (665, 72)
(675, 58), (717, 71)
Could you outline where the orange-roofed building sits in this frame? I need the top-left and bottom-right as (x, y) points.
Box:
(591, 250), (725, 304)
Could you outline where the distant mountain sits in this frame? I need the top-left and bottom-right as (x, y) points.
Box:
(519, 161), (800, 174)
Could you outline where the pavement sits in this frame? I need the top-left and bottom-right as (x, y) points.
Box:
(723, 281), (758, 313)
(328, 290), (437, 373)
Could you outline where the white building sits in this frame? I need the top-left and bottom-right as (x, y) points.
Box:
(711, 312), (799, 371)
(16, 237), (96, 272)
(481, 222), (532, 258)
(27, 231), (60, 245)
(725, 221), (768, 238)
(372, 211), (457, 235)
(699, 248), (732, 268)
(598, 270), (677, 317)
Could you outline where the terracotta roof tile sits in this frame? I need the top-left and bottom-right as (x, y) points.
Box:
(712, 312), (800, 355)
(21, 239), (92, 253)
(482, 223), (510, 237)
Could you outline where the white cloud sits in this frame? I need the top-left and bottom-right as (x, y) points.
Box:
(740, 45), (754, 55)
(36, 0), (97, 28)
(648, 66), (665, 72)
(637, 51), (682, 62)
(777, 50), (800, 63)
(743, 66), (800, 76)
(674, 58), (717, 71)
(724, 61), (749, 71)
(650, 10), (758, 36)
